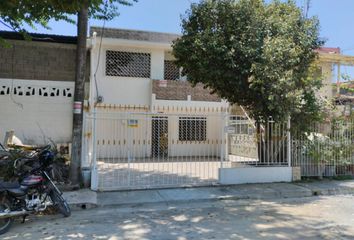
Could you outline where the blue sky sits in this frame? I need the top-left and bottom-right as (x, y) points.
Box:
(1, 0), (354, 54)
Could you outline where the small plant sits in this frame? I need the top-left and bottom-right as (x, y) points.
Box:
(0, 145), (70, 183)
(301, 119), (354, 177)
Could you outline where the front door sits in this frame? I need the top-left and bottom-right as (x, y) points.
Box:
(151, 117), (168, 158)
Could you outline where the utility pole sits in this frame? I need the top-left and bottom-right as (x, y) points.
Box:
(70, 0), (89, 185)
(304, 0), (311, 18)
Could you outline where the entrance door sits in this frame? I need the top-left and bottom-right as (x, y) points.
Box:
(151, 117), (168, 158)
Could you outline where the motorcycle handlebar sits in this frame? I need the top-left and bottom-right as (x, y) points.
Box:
(13, 144), (52, 169)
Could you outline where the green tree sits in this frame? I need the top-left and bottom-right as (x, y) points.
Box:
(173, 0), (324, 124)
(0, 0), (136, 185)
(0, 0), (135, 32)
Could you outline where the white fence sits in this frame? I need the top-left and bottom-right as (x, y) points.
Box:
(226, 116), (290, 167)
(84, 111), (293, 190)
(86, 112), (226, 190)
(292, 120), (354, 178)
(84, 111), (354, 190)
(220, 116), (292, 184)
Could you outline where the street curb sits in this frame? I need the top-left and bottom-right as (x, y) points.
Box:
(94, 181), (354, 208)
(95, 190), (354, 209)
(64, 181), (354, 210)
(63, 190), (98, 211)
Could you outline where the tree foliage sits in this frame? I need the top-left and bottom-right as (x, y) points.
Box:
(0, 0), (136, 32)
(173, 0), (325, 124)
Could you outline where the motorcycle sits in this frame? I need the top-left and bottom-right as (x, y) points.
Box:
(0, 144), (71, 235)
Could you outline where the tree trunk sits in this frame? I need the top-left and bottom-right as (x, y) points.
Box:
(70, 1), (88, 185)
(257, 120), (288, 165)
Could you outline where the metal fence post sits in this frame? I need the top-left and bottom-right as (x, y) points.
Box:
(287, 116), (291, 167)
(220, 113), (227, 169)
(91, 109), (98, 190)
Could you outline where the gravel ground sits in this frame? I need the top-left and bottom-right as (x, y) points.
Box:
(2, 195), (354, 240)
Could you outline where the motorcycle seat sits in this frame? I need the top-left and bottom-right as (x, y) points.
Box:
(8, 188), (26, 197)
(0, 181), (25, 196)
(0, 181), (20, 190)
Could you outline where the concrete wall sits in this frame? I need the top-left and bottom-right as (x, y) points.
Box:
(219, 167), (293, 184)
(90, 27), (179, 44)
(0, 79), (74, 144)
(151, 96), (229, 113)
(318, 63), (333, 100)
(91, 43), (163, 106)
(0, 39), (85, 145)
(167, 115), (223, 157)
(94, 113), (152, 159)
(90, 38), (223, 107)
(93, 111), (224, 159)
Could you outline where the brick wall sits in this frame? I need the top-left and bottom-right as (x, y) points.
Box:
(0, 39), (89, 81)
(152, 80), (221, 102)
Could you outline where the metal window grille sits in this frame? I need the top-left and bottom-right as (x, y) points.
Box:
(164, 60), (180, 80)
(179, 117), (207, 141)
(106, 51), (151, 78)
(229, 116), (252, 134)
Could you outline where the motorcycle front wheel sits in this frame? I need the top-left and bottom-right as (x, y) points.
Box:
(49, 189), (71, 217)
(0, 196), (13, 235)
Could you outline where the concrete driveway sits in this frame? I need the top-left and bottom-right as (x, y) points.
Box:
(2, 195), (354, 240)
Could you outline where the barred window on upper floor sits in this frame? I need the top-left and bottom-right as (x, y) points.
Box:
(106, 50), (151, 78)
(164, 60), (180, 80)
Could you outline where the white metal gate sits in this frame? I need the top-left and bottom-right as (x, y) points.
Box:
(226, 115), (290, 166)
(86, 112), (225, 190)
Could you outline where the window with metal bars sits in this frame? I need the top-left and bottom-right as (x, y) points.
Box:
(164, 60), (180, 80)
(105, 50), (151, 77)
(229, 116), (252, 134)
(179, 117), (207, 141)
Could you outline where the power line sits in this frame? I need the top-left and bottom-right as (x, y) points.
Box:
(92, 0), (109, 104)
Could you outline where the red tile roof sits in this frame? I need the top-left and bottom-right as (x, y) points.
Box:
(316, 47), (341, 54)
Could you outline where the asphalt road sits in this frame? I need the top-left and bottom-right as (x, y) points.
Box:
(2, 195), (354, 240)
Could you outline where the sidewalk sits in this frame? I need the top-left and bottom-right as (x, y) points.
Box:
(63, 179), (354, 210)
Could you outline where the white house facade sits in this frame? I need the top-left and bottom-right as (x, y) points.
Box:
(85, 27), (231, 190)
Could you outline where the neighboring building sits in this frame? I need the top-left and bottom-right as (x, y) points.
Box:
(0, 31), (81, 144)
(317, 47), (354, 98)
(315, 47), (341, 101)
(316, 47), (354, 115)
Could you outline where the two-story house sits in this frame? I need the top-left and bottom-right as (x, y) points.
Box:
(86, 27), (231, 190)
(85, 27), (354, 190)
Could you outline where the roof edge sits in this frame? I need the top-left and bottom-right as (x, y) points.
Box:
(90, 26), (180, 44)
(0, 31), (77, 44)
